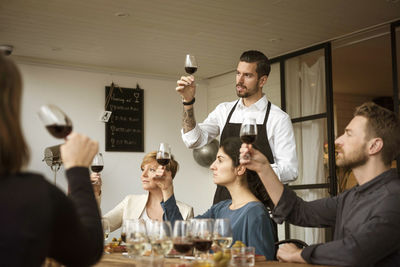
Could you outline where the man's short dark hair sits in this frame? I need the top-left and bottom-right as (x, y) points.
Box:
(240, 50), (271, 78)
(354, 102), (400, 165)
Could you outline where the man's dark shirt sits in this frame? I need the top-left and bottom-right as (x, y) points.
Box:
(272, 169), (400, 266)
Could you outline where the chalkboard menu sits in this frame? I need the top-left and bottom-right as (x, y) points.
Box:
(105, 85), (144, 152)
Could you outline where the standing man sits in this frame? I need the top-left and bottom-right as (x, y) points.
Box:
(240, 102), (400, 266)
(176, 50), (298, 205)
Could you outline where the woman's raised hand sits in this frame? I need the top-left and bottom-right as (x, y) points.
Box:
(154, 166), (174, 201)
(90, 172), (102, 196)
(153, 166), (173, 191)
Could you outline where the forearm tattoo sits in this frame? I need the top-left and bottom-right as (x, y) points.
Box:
(182, 107), (196, 133)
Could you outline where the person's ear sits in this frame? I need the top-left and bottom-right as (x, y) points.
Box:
(236, 164), (246, 176)
(368, 137), (383, 155)
(258, 75), (268, 88)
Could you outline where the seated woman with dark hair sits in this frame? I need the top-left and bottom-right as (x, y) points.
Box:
(156, 137), (275, 259)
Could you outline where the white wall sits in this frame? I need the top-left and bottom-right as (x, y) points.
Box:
(18, 63), (215, 239)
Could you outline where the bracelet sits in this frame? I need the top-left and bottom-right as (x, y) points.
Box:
(182, 97), (195, 105)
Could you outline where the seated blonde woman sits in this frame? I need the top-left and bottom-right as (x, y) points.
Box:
(92, 151), (193, 232)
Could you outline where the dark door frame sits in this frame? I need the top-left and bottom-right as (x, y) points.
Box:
(270, 42), (335, 239)
(390, 20), (400, 176)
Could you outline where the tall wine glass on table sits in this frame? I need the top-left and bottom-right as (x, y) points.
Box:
(125, 219), (150, 258)
(213, 218), (233, 250)
(192, 219), (214, 259)
(173, 220), (194, 263)
(148, 220), (173, 257)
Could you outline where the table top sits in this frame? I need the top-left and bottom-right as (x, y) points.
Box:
(94, 253), (334, 267)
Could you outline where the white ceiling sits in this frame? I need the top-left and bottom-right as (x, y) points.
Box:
(1, 0), (399, 81)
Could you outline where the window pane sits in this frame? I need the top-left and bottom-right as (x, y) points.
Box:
(285, 49), (326, 118)
(265, 62), (281, 108)
(290, 118), (329, 186)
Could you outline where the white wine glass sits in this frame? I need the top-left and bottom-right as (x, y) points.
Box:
(102, 218), (110, 241)
(156, 143), (171, 167)
(37, 104), (73, 139)
(184, 54), (198, 75)
(213, 218), (233, 250)
(125, 219), (150, 258)
(102, 219), (111, 254)
(147, 220), (173, 256)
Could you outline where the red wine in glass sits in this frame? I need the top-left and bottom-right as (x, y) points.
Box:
(156, 158), (170, 166)
(156, 143), (171, 167)
(240, 120), (257, 144)
(38, 105), (73, 139)
(193, 239), (212, 252)
(91, 165), (104, 173)
(185, 67), (198, 75)
(91, 153), (104, 174)
(185, 54), (198, 75)
(173, 242), (194, 254)
(46, 124), (73, 139)
(240, 118), (257, 159)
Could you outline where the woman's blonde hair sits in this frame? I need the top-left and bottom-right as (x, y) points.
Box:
(140, 151), (179, 178)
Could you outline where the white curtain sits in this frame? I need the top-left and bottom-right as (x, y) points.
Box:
(285, 56), (327, 245)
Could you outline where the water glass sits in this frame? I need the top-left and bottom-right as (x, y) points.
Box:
(230, 246), (255, 267)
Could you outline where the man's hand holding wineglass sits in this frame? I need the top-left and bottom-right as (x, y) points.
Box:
(176, 75), (196, 103)
(176, 54), (198, 103)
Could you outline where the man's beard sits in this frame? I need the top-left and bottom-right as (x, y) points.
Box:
(336, 144), (368, 169)
(236, 83), (258, 98)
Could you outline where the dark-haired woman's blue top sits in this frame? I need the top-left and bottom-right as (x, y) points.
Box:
(161, 195), (275, 260)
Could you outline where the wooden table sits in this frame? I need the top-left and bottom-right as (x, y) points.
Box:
(94, 253), (334, 267)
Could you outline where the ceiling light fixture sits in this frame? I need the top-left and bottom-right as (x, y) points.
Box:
(114, 12), (130, 17)
(269, 38), (282, 43)
(0, 45), (13, 56)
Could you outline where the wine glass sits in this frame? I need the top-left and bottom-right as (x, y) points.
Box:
(102, 218), (111, 241)
(91, 153), (104, 185)
(213, 218), (233, 250)
(240, 117), (258, 160)
(91, 153), (104, 173)
(147, 220), (173, 257)
(156, 143), (171, 167)
(184, 54), (198, 75)
(125, 219), (150, 258)
(121, 220), (128, 244)
(37, 104), (73, 139)
(173, 220), (194, 262)
(192, 219), (214, 259)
